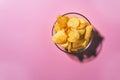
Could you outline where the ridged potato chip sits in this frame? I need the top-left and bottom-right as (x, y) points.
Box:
(52, 30), (67, 44)
(68, 29), (80, 42)
(78, 29), (86, 35)
(72, 39), (84, 49)
(77, 18), (90, 29)
(67, 42), (72, 52)
(67, 17), (79, 28)
(57, 15), (69, 28)
(79, 18), (86, 24)
(54, 23), (61, 33)
(85, 25), (93, 41)
(61, 42), (68, 48)
(82, 40), (88, 48)
(70, 48), (78, 52)
(79, 23), (86, 29)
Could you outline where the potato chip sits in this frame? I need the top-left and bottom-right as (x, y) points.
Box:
(77, 24), (86, 30)
(78, 29), (86, 35)
(67, 17), (79, 28)
(61, 42), (68, 48)
(57, 15), (69, 28)
(79, 18), (86, 24)
(68, 29), (80, 42)
(66, 27), (71, 34)
(85, 25), (93, 41)
(78, 18), (90, 29)
(85, 22), (90, 26)
(79, 23), (86, 29)
(54, 23), (61, 33)
(70, 48), (78, 52)
(52, 30), (67, 44)
(64, 27), (70, 33)
(82, 40), (88, 47)
(72, 39), (84, 49)
(67, 42), (72, 52)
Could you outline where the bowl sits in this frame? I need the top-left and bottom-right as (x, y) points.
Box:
(52, 12), (94, 54)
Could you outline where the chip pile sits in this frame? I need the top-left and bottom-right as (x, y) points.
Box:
(52, 15), (93, 52)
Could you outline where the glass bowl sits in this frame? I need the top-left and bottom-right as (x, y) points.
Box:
(52, 12), (94, 54)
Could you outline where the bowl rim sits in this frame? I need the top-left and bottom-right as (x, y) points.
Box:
(52, 12), (94, 54)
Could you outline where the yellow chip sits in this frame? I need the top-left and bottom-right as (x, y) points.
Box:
(67, 17), (79, 28)
(85, 22), (90, 26)
(52, 30), (67, 44)
(67, 42), (72, 52)
(79, 23), (86, 29)
(78, 18), (90, 29)
(78, 29), (86, 35)
(57, 15), (69, 28)
(64, 27), (69, 33)
(59, 24), (67, 29)
(70, 48), (78, 52)
(82, 40), (88, 48)
(54, 23), (61, 33)
(66, 27), (71, 34)
(84, 25), (93, 41)
(68, 29), (80, 42)
(72, 39), (84, 49)
(61, 42), (68, 48)
(79, 18), (86, 24)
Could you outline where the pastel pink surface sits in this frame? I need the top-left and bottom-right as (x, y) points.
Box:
(0, 0), (120, 80)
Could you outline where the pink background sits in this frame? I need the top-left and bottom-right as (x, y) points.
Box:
(0, 0), (120, 80)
